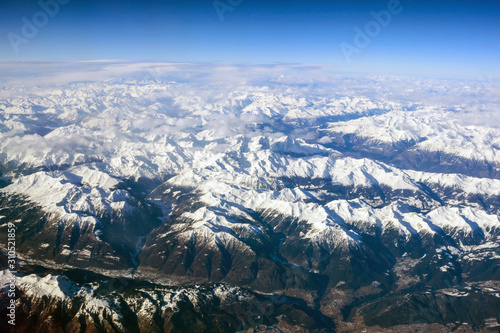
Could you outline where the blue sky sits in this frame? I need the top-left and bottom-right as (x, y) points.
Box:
(0, 0), (499, 78)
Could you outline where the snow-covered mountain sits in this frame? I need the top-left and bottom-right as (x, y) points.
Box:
(1, 69), (500, 332)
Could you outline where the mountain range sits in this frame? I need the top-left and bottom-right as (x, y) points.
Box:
(1, 74), (500, 332)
